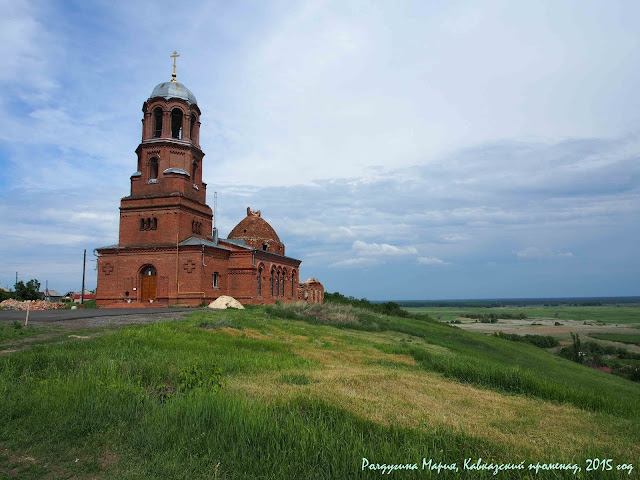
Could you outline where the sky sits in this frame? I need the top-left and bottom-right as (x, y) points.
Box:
(0, 0), (638, 300)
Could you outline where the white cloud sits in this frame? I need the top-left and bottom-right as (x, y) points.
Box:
(516, 247), (575, 260)
(329, 257), (380, 269)
(352, 240), (417, 257)
(418, 257), (449, 266)
(441, 234), (470, 243)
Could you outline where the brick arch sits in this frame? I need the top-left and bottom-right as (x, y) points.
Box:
(166, 102), (189, 115)
(145, 100), (167, 113)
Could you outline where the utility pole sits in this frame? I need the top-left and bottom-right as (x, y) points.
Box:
(81, 249), (86, 305)
(15, 272), (18, 299)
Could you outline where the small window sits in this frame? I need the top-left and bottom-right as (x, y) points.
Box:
(262, 243), (268, 251)
(142, 266), (157, 276)
(152, 218), (157, 230)
(150, 158), (158, 180)
(140, 219), (145, 231)
(213, 272), (219, 288)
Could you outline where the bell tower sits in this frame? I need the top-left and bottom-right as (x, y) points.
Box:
(119, 52), (212, 247)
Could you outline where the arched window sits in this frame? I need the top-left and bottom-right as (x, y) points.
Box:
(275, 273), (279, 297)
(145, 218), (151, 230)
(257, 267), (262, 297)
(190, 114), (197, 141)
(153, 107), (163, 137)
(140, 219), (145, 231)
(150, 158), (158, 180)
(192, 162), (197, 184)
(171, 108), (183, 139)
(270, 271), (274, 296)
(141, 266), (157, 276)
(281, 274), (285, 296)
(291, 270), (296, 296)
(152, 218), (157, 230)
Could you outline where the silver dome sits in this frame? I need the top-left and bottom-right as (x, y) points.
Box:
(149, 81), (197, 105)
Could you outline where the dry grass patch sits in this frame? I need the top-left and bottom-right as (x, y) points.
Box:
(227, 339), (639, 459)
(214, 327), (272, 341)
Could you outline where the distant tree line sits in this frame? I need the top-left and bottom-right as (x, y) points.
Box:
(397, 297), (640, 308)
(0, 279), (41, 302)
(464, 312), (527, 322)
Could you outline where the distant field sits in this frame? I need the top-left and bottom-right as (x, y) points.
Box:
(590, 333), (640, 346)
(403, 306), (640, 324)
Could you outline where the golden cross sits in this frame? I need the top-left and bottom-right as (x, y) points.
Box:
(170, 51), (180, 82)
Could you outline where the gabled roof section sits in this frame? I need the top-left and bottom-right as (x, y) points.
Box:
(179, 237), (230, 250)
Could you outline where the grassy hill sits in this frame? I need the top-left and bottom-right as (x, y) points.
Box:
(1, 302), (639, 478)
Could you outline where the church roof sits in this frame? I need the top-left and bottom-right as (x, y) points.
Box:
(149, 81), (198, 105)
(178, 237), (229, 249)
(228, 208), (281, 244)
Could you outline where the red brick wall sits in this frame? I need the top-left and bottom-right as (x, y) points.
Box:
(119, 196), (212, 247)
(97, 245), (302, 307)
(298, 279), (324, 304)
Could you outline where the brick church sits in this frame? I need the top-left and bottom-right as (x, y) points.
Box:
(96, 55), (324, 307)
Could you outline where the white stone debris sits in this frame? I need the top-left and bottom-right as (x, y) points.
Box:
(208, 296), (244, 310)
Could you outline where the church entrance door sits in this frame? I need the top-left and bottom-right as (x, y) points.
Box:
(140, 266), (157, 302)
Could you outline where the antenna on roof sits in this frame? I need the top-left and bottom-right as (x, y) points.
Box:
(212, 192), (218, 245)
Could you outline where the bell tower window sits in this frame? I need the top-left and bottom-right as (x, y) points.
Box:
(150, 158), (158, 180)
(171, 108), (183, 139)
(153, 107), (163, 138)
(190, 114), (197, 142)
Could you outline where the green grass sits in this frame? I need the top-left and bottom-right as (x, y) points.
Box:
(0, 323), (61, 343)
(404, 305), (640, 324)
(0, 305), (639, 478)
(589, 333), (640, 346)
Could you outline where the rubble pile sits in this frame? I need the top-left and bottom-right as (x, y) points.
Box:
(0, 299), (66, 311)
(208, 296), (244, 310)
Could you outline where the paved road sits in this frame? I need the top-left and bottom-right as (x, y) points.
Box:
(0, 308), (199, 323)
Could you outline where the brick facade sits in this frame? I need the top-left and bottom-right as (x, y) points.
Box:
(96, 74), (322, 307)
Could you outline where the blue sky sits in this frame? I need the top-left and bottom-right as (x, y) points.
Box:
(0, 0), (639, 299)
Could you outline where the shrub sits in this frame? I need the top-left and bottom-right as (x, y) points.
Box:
(324, 292), (436, 323)
(493, 331), (559, 348)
